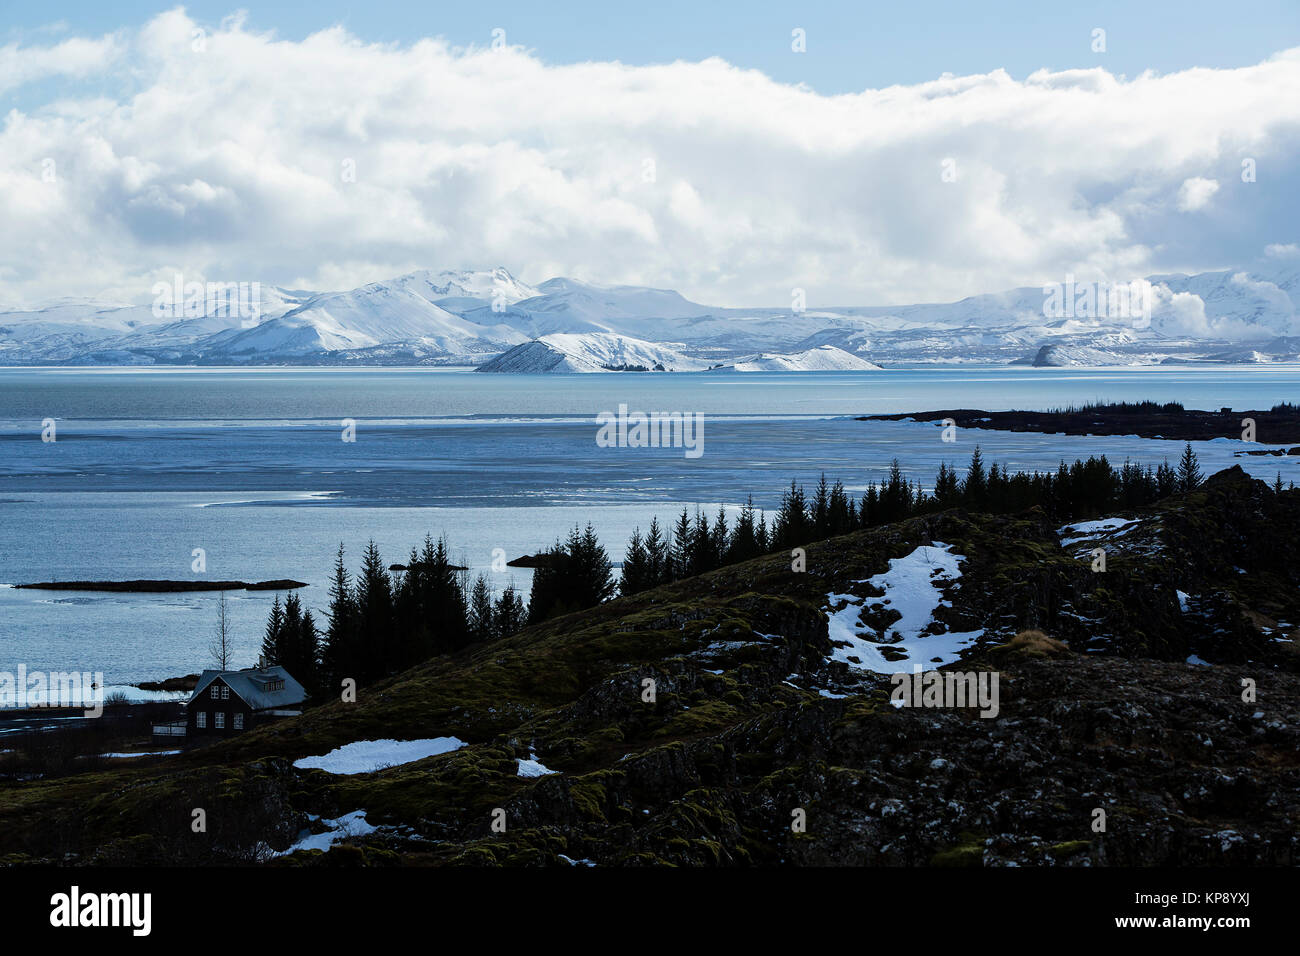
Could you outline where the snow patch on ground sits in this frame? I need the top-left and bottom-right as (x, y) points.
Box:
(293, 737), (467, 775)
(517, 753), (557, 778)
(99, 750), (181, 758)
(1057, 517), (1143, 547)
(826, 543), (985, 674)
(280, 810), (377, 854)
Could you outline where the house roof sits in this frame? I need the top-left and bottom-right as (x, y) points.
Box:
(190, 665), (307, 710)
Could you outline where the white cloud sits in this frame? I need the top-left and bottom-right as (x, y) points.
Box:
(1, 10), (1299, 308)
(1265, 243), (1300, 259)
(1176, 176), (1220, 212)
(0, 32), (123, 94)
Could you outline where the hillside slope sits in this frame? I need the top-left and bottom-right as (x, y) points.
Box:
(2, 468), (1297, 866)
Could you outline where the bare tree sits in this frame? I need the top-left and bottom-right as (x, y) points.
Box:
(210, 591), (233, 669)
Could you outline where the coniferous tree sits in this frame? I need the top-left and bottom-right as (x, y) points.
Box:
(354, 540), (395, 681)
(860, 484), (878, 527)
(828, 480), (850, 536)
(321, 543), (356, 689)
(811, 473), (831, 538)
(526, 541), (567, 625)
(710, 506), (730, 568)
(1177, 443), (1203, 492)
(620, 528), (652, 596)
(572, 523), (616, 606)
(963, 446), (987, 504)
(728, 496), (760, 563)
(644, 517), (670, 587)
(670, 508), (693, 581)
(528, 524), (615, 623)
(261, 595), (284, 665)
(493, 584), (527, 639)
(293, 604), (320, 694)
(934, 462), (961, 506)
(776, 480), (809, 546)
(468, 574), (495, 644)
(690, 509), (712, 575)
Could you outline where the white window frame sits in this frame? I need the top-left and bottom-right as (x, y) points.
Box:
(220, 686), (230, 700)
(233, 712), (244, 730)
(196, 711), (206, 728)
(215, 712), (225, 729)
(210, 685), (220, 699)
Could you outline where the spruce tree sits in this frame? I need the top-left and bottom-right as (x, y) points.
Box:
(710, 506), (730, 566)
(261, 595), (284, 666)
(828, 480), (850, 536)
(468, 574), (495, 643)
(963, 446), (987, 503)
(729, 496), (759, 563)
(354, 540), (394, 681)
(644, 517), (669, 587)
(1177, 443), (1203, 492)
(671, 508), (693, 580)
(620, 528), (651, 596)
(493, 584), (527, 639)
(321, 543), (356, 690)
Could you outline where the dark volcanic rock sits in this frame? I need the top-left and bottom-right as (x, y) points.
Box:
(2, 468), (1297, 867)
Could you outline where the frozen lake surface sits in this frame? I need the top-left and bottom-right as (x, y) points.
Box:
(1, 365), (1297, 687)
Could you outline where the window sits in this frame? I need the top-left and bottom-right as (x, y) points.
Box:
(220, 686), (230, 700)
(215, 712), (225, 729)
(233, 713), (244, 730)
(196, 711), (206, 728)
(210, 685), (220, 699)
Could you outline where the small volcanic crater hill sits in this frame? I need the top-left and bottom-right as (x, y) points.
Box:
(1, 469), (1297, 866)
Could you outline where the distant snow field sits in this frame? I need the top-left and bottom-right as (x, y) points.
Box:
(7, 265), (1300, 367)
(292, 736), (467, 775)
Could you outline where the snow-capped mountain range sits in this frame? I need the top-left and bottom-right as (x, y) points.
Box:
(2, 265), (1298, 369)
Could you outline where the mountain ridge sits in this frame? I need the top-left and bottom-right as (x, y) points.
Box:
(3, 265), (1298, 368)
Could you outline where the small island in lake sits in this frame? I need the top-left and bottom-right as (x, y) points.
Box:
(15, 579), (309, 593)
(861, 400), (1300, 445)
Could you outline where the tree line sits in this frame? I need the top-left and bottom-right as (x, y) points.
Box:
(259, 441), (1284, 694)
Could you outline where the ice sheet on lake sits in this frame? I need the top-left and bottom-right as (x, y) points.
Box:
(292, 737), (466, 775)
(826, 542), (985, 674)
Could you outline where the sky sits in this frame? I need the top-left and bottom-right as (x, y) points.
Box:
(2, 2), (1300, 308)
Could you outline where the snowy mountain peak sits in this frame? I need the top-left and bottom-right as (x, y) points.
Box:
(3, 265), (1299, 367)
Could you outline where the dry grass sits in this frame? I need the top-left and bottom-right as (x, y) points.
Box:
(998, 629), (1071, 658)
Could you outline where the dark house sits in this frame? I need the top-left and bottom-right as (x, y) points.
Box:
(186, 664), (307, 737)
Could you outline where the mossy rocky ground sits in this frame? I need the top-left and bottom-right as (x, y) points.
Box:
(2, 467), (1296, 866)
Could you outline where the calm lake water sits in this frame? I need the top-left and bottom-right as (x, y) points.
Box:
(1, 365), (1298, 691)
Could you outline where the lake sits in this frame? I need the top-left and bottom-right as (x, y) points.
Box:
(2, 365), (1298, 692)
